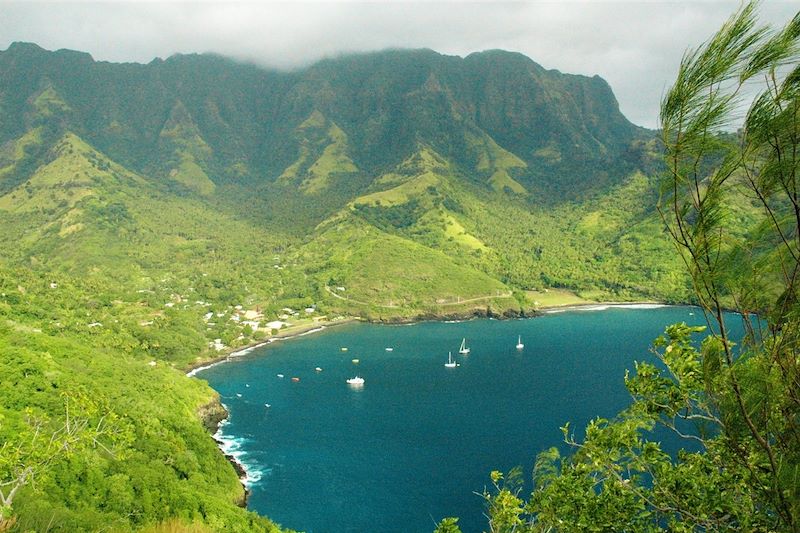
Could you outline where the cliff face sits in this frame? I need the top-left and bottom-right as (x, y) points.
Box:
(197, 395), (250, 507)
(0, 43), (649, 202)
(197, 394), (228, 434)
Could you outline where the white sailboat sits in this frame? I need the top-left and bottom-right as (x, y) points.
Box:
(516, 335), (524, 350)
(346, 376), (365, 385)
(458, 338), (470, 355)
(444, 351), (458, 368)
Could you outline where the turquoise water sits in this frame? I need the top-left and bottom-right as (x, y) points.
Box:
(197, 306), (741, 533)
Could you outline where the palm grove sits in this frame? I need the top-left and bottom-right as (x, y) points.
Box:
(435, 4), (800, 532)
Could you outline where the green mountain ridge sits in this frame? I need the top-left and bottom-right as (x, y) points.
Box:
(0, 42), (650, 200)
(277, 110), (360, 194)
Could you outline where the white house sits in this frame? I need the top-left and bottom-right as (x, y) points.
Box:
(242, 320), (260, 332)
(210, 339), (225, 351)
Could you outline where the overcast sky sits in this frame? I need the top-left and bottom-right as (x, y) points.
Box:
(0, 1), (797, 128)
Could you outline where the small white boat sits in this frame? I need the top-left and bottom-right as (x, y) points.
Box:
(458, 338), (470, 355)
(315, 367), (323, 372)
(444, 351), (458, 368)
(346, 376), (365, 385)
(264, 403), (271, 408)
(236, 393), (242, 398)
(516, 335), (524, 350)
(341, 347), (348, 352)
(385, 347), (394, 352)
(352, 358), (360, 364)
(277, 373), (285, 378)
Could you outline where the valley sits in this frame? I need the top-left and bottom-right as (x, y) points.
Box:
(0, 42), (698, 532)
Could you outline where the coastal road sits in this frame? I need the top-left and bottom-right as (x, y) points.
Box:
(324, 286), (514, 308)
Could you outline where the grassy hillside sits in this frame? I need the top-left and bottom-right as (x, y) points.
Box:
(301, 143), (690, 314)
(302, 217), (511, 318)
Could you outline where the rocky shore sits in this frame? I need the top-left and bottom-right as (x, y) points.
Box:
(197, 396), (249, 507)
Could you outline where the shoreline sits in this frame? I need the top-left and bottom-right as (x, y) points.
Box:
(186, 300), (679, 377)
(185, 317), (360, 377)
(189, 317), (359, 505)
(537, 300), (671, 314)
(196, 397), (250, 507)
(211, 412), (253, 507)
(187, 298), (677, 378)
(367, 299), (675, 325)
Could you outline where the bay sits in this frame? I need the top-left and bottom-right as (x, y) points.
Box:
(197, 305), (743, 533)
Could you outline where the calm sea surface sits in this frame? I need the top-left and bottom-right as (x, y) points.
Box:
(197, 305), (743, 533)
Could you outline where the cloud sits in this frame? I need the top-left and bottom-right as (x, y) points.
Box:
(0, 1), (797, 128)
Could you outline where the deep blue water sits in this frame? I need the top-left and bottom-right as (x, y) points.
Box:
(197, 305), (743, 533)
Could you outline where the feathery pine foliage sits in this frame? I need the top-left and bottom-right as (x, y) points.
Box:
(439, 3), (800, 532)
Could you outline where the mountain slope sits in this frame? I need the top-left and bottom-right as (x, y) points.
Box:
(0, 42), (684, 316)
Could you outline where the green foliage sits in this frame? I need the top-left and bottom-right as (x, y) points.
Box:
(659, 10), (800, 529)
(0, 41), (647, 199)
(470, 323), (782, 532)
(301, 217), (510, 317)
(0, 42), (689, 316)
(0, 391), (132, 525)
(353, 198), (423, 230)
(433, 517), (463, 533)
(277, 111), (359, 194)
